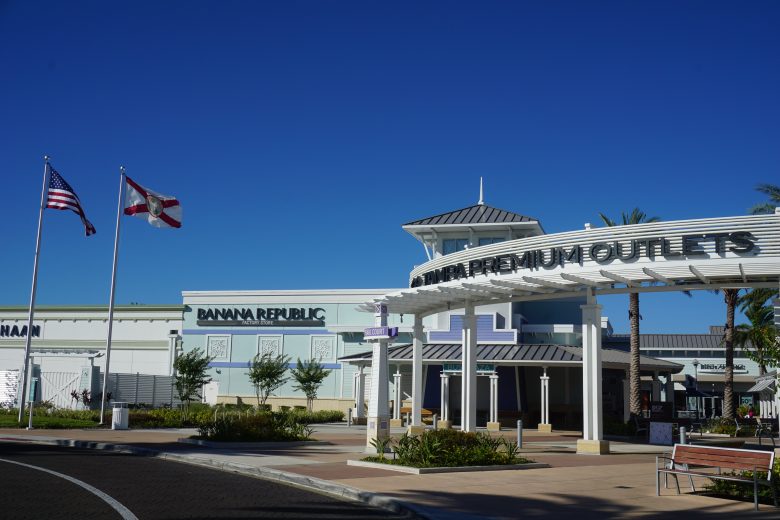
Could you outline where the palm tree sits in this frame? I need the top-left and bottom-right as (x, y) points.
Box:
(722, 288), (740, 420)
(735, 300), (780, 376)
(599, 208), (660, 418)
(750, 183), (780, 214)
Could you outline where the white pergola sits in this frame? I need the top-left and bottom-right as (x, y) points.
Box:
(359, 212), (780, 454)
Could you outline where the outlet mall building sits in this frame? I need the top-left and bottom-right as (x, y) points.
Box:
(3, 198), (780, 449)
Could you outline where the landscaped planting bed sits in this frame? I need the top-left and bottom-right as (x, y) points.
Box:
(359, 429), (540, 472)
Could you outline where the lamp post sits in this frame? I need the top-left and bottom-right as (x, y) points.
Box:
(692, 359), (699, 419)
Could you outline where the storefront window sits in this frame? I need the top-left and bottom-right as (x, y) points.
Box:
(478, 237), (505, 246)
(442, 238), (469, 255)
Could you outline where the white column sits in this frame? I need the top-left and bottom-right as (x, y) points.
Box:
(440, 372), (450, 421)
(411, 315), (424, 426)
(775, 373), (780, 420)
(489, 373), (499, 423)
(515, 366), (523, 411)
(393, 371), (402, 420)
(578, 291), (607, 454)
(167, 333), (179, 376)
(540, 367), (550, 425)
(366, 304), (390, 448)
(355, 366), (366, 418)
(461, 301), (477, 432)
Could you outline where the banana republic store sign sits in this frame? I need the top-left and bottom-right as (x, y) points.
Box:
(410, 231), (757, 288)
(196, 307), (326, 327)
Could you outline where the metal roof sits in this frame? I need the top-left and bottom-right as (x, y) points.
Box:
(403, 204), (538, 227)
(603, 332), (753, 350)
(746, 378), (775, 393)
(339, 343), (683, 372)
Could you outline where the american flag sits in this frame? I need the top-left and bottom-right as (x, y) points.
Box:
(46, 165), (96, 236)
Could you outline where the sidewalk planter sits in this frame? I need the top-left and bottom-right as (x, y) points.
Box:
(347, 459), (550, 474)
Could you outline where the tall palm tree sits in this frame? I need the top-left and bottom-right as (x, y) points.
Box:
(750, 183), (780, 215)
(734, 300), (780, 376)
(722, 288), (740, 420)
(599, 208), (660, 418)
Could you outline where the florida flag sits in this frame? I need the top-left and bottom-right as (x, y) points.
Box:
(124, 176), (182, 228)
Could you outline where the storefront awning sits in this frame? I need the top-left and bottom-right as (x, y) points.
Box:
(746, 378), (776, 393)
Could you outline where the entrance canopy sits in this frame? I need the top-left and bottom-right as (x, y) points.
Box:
(359, 213), (780, 316)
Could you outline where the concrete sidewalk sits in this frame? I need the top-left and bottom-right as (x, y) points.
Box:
(0, 425), (773, 519)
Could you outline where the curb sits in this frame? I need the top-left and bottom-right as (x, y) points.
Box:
(177, 438), (332, 449)
(348, 459), (550, 474)
(0, 436), (430, 519)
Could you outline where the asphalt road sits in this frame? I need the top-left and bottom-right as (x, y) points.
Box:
(0, 443), (415, 519)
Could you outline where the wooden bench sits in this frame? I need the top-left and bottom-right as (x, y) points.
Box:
(399, 406), (433, 419)
(656, 444), (777, 510)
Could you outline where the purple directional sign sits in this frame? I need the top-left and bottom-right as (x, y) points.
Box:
(363, 326), (398, 340)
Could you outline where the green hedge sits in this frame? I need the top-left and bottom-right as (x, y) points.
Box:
(0, 405), (344, 429)
(196, 412), (313, 442)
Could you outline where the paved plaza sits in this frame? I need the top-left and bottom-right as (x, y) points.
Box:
(1, 424), (775, 519)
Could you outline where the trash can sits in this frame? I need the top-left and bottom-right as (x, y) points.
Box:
(112, 402), (129, 430)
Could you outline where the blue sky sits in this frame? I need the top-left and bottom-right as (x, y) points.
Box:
(1, 1), (778, 334)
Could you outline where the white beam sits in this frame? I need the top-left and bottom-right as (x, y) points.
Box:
(522, 276), (571, 290)
(490, 279), (552, 293)
(437, 286), (493, 298)
(689, 265), (710, 284)
(599, 270), (640, 288)
(462, 282), (516, 295)
(642, 267), (675, 285)
(560, 273), (603, 287)
(739, 263), (747, 283)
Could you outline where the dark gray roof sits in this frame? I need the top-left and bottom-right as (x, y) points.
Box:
(339, 343), (682, 372)
(603, 332), (746, 350)
(403, 204), (538, 227)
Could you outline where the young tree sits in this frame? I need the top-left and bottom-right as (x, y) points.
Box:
(247, 352), (290, 406)
(735, 300), (780, 376)
(290, 358), (332, 411)
(173, 347), (214, 422)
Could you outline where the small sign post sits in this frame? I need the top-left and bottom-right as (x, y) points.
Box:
(26, 376), (38, 430)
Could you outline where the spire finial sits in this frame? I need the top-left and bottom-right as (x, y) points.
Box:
(478, 177), (484, 205)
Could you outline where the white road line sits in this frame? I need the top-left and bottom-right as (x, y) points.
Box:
(0, 457), (139, 520)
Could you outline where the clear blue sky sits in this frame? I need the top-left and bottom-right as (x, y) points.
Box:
(1, 1), (778, 334)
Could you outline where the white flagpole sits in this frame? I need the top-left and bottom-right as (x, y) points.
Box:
(18, 156), (50, 423)
(99, 166), (125, 425)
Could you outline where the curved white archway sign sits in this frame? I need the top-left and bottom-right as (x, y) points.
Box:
(360, 213), (780, 454)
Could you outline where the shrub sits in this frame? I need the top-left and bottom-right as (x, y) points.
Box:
(702, 418), (740, 436)
(364, 429), (532, 468)
(196, 412), (312, 442)
(286, 409), (344, 424)
(705, 459), (780, 503)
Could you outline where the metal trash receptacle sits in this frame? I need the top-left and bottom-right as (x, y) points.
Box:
(112, 402), (129, 430)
